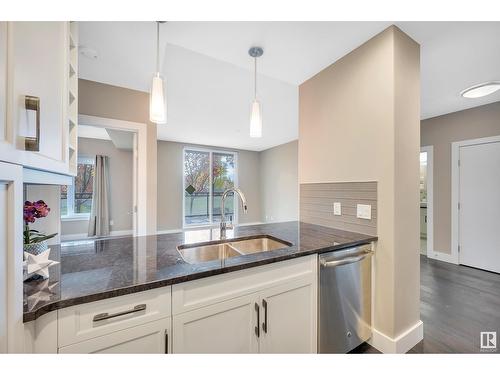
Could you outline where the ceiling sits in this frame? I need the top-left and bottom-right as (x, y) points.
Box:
(78, 21), (500, 150)
(78, 125), (134, 150)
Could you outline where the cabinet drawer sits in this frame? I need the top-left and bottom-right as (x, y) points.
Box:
(58, 287), (171, 347)
(173, 255), (316, 315)
(58, 318), (170, 354)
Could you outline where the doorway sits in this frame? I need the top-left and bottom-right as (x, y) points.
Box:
(420, 146), (434, 256)
(60, 115), (149, 239)
(452, 136), (500, 273)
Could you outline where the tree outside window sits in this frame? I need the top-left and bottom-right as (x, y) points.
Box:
(61, 157), (95, 219)
(183, 149), (236, 226)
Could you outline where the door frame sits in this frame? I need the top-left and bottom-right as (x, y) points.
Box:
(451, 135), (500, 266)
(78, 115), (147, 236)
(420, 146), (434, 258)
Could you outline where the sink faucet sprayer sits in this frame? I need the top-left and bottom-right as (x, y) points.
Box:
(220, 188), (248, 239)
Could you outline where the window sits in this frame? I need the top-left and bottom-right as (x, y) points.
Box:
(183, 148), (237, 227)
(61, 157), (95, 219)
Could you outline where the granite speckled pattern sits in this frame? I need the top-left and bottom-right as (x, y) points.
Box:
(23, 221), (377, 322)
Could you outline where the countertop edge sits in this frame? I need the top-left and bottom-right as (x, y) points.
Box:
(23, 236), (377, 323)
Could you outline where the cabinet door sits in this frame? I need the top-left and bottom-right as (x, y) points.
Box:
(259, 277), (317, 353)
(172, 293), (259, 353)
(0, 22), (70, 174)
(58, 318), (170, 354)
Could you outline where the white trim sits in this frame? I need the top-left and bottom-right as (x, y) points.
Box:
(420, 146), (434, 258)
(182, 146), (239, 229)
(426, 250), (458, 264)
(0, 161), (24, 353)
(156, 229), (183, 235)
(78, 115), (148, 236)
(60, 214), (90, 222)
(237, 221), (265, 227)
(61, 229), (134, 242)
(369, 320), (423, 353)
(23, 168), (73, 186)
(451, 135), (500, 267)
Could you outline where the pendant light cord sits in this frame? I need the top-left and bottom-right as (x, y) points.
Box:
(254, 57), (257, 99)
(156, 21), (160, 73)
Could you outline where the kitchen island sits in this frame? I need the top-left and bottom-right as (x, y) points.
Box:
(24, 221), (376, 323)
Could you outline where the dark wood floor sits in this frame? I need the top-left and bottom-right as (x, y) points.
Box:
(353, 255), (500, 353)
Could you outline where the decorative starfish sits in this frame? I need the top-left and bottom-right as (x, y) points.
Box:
(24, 250), (59, 279)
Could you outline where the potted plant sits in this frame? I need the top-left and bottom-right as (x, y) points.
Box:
(23, 200), (57, 256)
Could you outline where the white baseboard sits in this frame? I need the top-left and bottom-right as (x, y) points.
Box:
(369, 320), (423, 353)
(237, 221), (264, 227)
(61, 230), (133, 242)
(427, 250), (458, 264)
(156, 229), (183, 235)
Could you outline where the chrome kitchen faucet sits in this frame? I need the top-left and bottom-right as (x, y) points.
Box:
(220, 188), (248, 239)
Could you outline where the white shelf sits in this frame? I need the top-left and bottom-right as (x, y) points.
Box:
(67, 21), (78, 175)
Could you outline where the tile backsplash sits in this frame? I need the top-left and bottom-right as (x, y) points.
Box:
(300, 181), (377, 235)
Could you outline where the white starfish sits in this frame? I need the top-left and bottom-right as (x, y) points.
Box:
(24, 250), (59, 278)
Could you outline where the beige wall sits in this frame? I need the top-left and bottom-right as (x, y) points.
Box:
(61, 138), (134, 237)
(299, 26), (420, 341)
(260, 140), (298, 222)
(421, 101), (500, 254)
(79, 79), (157, 234)
(157, 141), (263, 231)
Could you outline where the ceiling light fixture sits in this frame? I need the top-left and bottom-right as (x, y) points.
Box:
(249, 46), (264, 138)
(150, 21), (167, 124)
(460, 81), (500, 99)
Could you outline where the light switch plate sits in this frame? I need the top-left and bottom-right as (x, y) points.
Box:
(356, 204), (372, 220)
(333, 202), (342, 216)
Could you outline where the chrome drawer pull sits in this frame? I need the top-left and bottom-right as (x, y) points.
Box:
(93, 304), (147, 322)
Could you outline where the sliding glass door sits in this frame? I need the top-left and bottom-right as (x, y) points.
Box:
(183, 148), (237, 227)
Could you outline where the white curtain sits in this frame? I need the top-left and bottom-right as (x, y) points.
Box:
(88, 155), (110, 237)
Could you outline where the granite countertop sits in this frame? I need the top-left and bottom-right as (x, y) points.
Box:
(23, 221), (377, 322)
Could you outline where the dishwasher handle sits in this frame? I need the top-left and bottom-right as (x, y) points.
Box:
(320, 251), (372, 268)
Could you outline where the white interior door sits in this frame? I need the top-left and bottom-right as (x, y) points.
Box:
(459, 141), (500, 273)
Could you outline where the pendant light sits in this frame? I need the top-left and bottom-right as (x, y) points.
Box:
(150, 21), (167, 124)
(249, 47), (263, 138)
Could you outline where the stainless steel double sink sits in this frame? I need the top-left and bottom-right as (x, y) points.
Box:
(177, 235), (292, 264)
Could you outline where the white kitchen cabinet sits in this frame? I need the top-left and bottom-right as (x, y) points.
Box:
(58, 318), (170, 354)
(172, 255), (317, 353)
(0, 161), (24, 353)
(173, 292), (259, 353)
(0, 22), (76, 175)
(25, 255), (317, 354)
(58, 287), (171, 347)
(258, 277), (317, 353)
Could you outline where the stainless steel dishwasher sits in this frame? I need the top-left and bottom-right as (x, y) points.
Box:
(318, 244), (373, 353)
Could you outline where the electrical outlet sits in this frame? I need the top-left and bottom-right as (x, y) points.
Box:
(109, 219), (114, 226)
(356, 204), (372, 220)
(333, 202), (342, 215)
